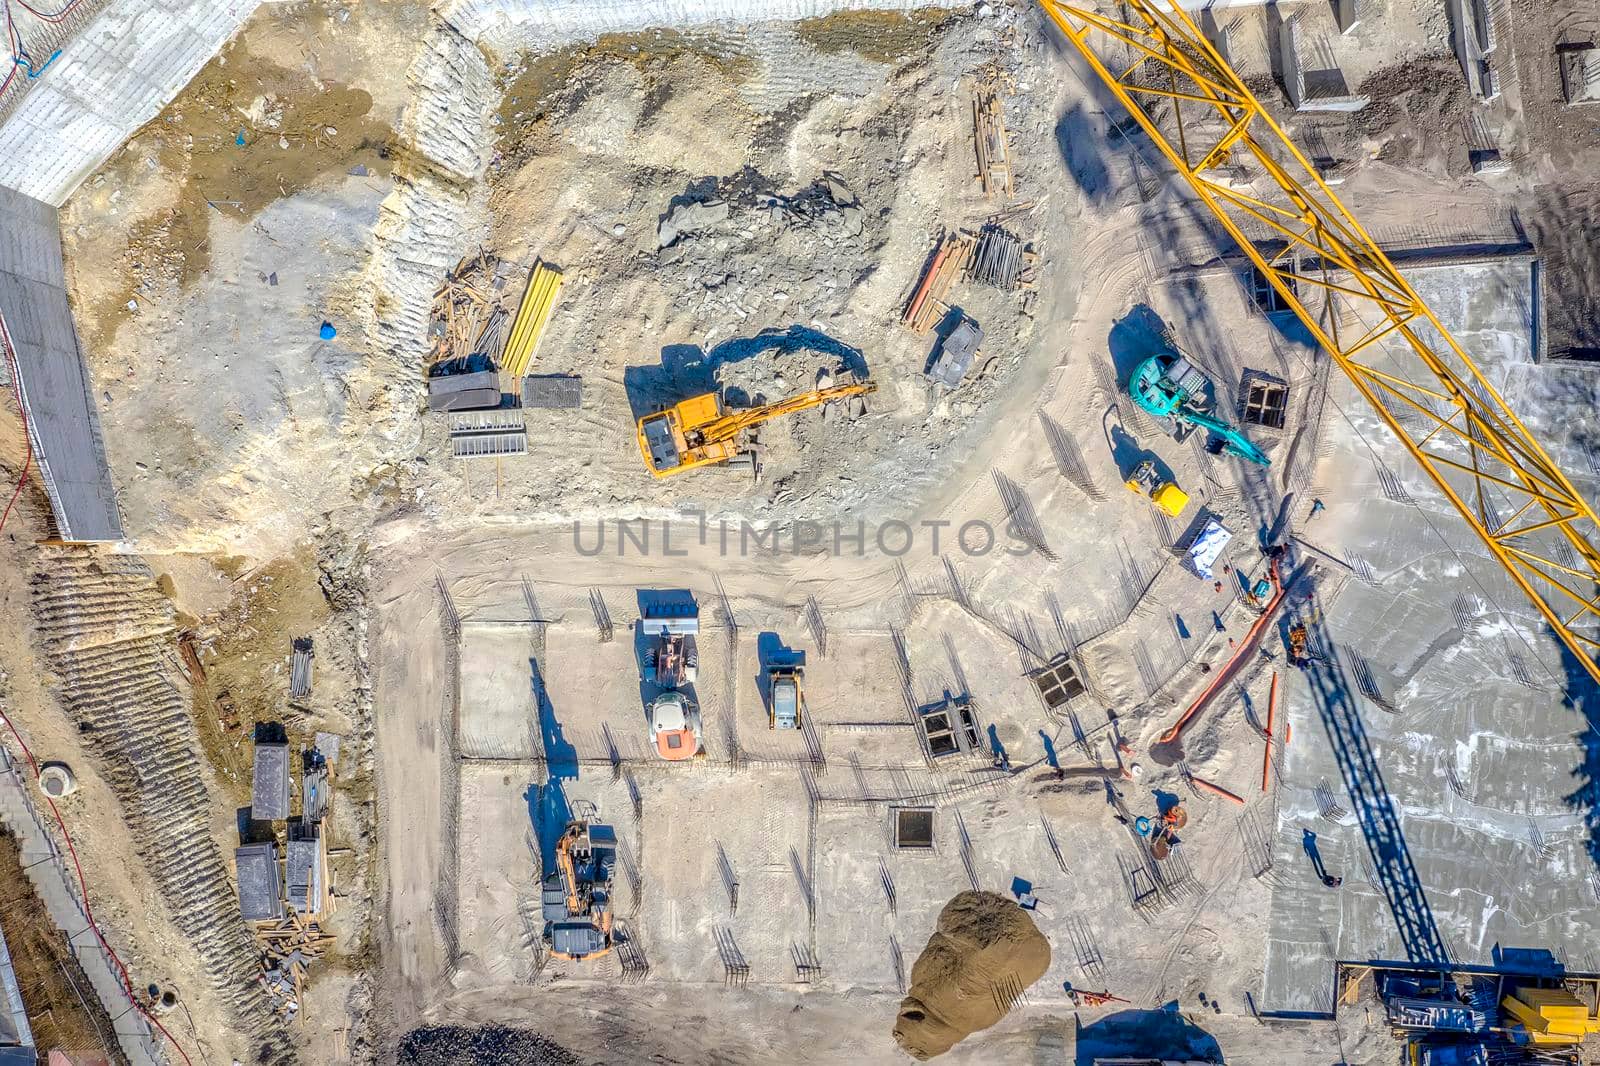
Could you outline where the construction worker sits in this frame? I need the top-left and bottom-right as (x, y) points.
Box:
(1287, 623), (1315, 667)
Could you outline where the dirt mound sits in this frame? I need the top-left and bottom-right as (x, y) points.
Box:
(893, 890), (1052, 1060)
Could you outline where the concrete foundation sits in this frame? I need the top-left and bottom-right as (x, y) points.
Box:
(1261, 257), (1600, 1012)
(1279, 13), (1369, 112)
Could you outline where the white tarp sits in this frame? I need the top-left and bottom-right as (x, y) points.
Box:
(1186, 517), (1233, 580)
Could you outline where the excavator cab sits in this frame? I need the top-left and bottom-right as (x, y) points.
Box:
(639, 410), (682, 472)
(639, 393), (726, 475)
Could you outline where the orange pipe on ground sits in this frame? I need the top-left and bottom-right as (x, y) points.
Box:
(1191, 775), (1246, 805)
(1262, 670), (1278, 793)
(1158, 563), (1287, 747)
(903, 243), (948, 325)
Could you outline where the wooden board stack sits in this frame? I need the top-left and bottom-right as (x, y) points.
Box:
(902, 232), (976, 334)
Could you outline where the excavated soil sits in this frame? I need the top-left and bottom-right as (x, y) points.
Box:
(894, 890), (1052, 1060)
(467, 15), (1053, 524)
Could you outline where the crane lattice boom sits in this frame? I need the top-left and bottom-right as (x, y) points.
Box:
(1040, 0), (1600, 682)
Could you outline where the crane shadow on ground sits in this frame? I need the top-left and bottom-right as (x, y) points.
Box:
(1558, 635), (1600, 869)
(1107, 304), (1178, 391)
(1291, 599), (1450, 966)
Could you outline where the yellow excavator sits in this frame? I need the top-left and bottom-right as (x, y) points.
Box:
(636, 380), (877, 478)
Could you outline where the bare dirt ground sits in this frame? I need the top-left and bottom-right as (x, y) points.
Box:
(0, 0), (1594, 1064)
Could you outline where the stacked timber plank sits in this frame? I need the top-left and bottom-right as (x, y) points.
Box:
(500, 262), (564, 377)
(902, 232), (976, 334)
(973, 82), (1015, 198)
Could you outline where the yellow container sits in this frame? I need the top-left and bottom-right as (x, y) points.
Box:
(1152, 482), (1189, 518)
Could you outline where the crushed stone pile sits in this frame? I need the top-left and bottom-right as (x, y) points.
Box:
(656, 170), (878, 335)
(893, 890), (1052, 1060)
(398, 1026), (582, 1065)
(705, 325), (875, 506)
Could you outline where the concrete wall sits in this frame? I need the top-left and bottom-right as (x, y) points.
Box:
(1448, 0), (1499, 100)
(0, 0), (261, 206)
(1278, 12), (1369, 112)
(0, 185), (122, 542)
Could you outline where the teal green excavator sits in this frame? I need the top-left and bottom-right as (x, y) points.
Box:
(1128, 354), (1269, 466)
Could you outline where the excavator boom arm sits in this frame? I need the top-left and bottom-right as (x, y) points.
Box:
(695, 381), (877, 445)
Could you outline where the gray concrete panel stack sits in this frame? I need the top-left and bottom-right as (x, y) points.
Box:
(252, 741), (290, 821)
(234, 842), (283, 922)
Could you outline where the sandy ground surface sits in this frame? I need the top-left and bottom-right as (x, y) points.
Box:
(0, 0), (1593, 1064)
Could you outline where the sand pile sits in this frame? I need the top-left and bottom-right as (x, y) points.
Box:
(893, 890), (1052, 1060)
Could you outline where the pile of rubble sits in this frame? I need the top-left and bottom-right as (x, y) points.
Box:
(656, 171), (866, 250)
(653, 172), (878, 334)
(256, 911), (335, 1023)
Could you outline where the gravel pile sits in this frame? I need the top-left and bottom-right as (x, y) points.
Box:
(398, 1026), (583, 1066)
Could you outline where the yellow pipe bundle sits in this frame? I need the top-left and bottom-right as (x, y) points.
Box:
(501, 262), (564, 377)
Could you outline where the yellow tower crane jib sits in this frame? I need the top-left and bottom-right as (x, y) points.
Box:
(1039, 0), (1600, 683)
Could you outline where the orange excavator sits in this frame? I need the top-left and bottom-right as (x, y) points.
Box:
(540, 820), (617, 961)
(636, 378), (876, 478)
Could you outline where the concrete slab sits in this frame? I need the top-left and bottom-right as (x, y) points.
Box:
(0, 185), (122, 542)
(1262, 257), (1600, 1011)
(458, 624), (537, 759)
